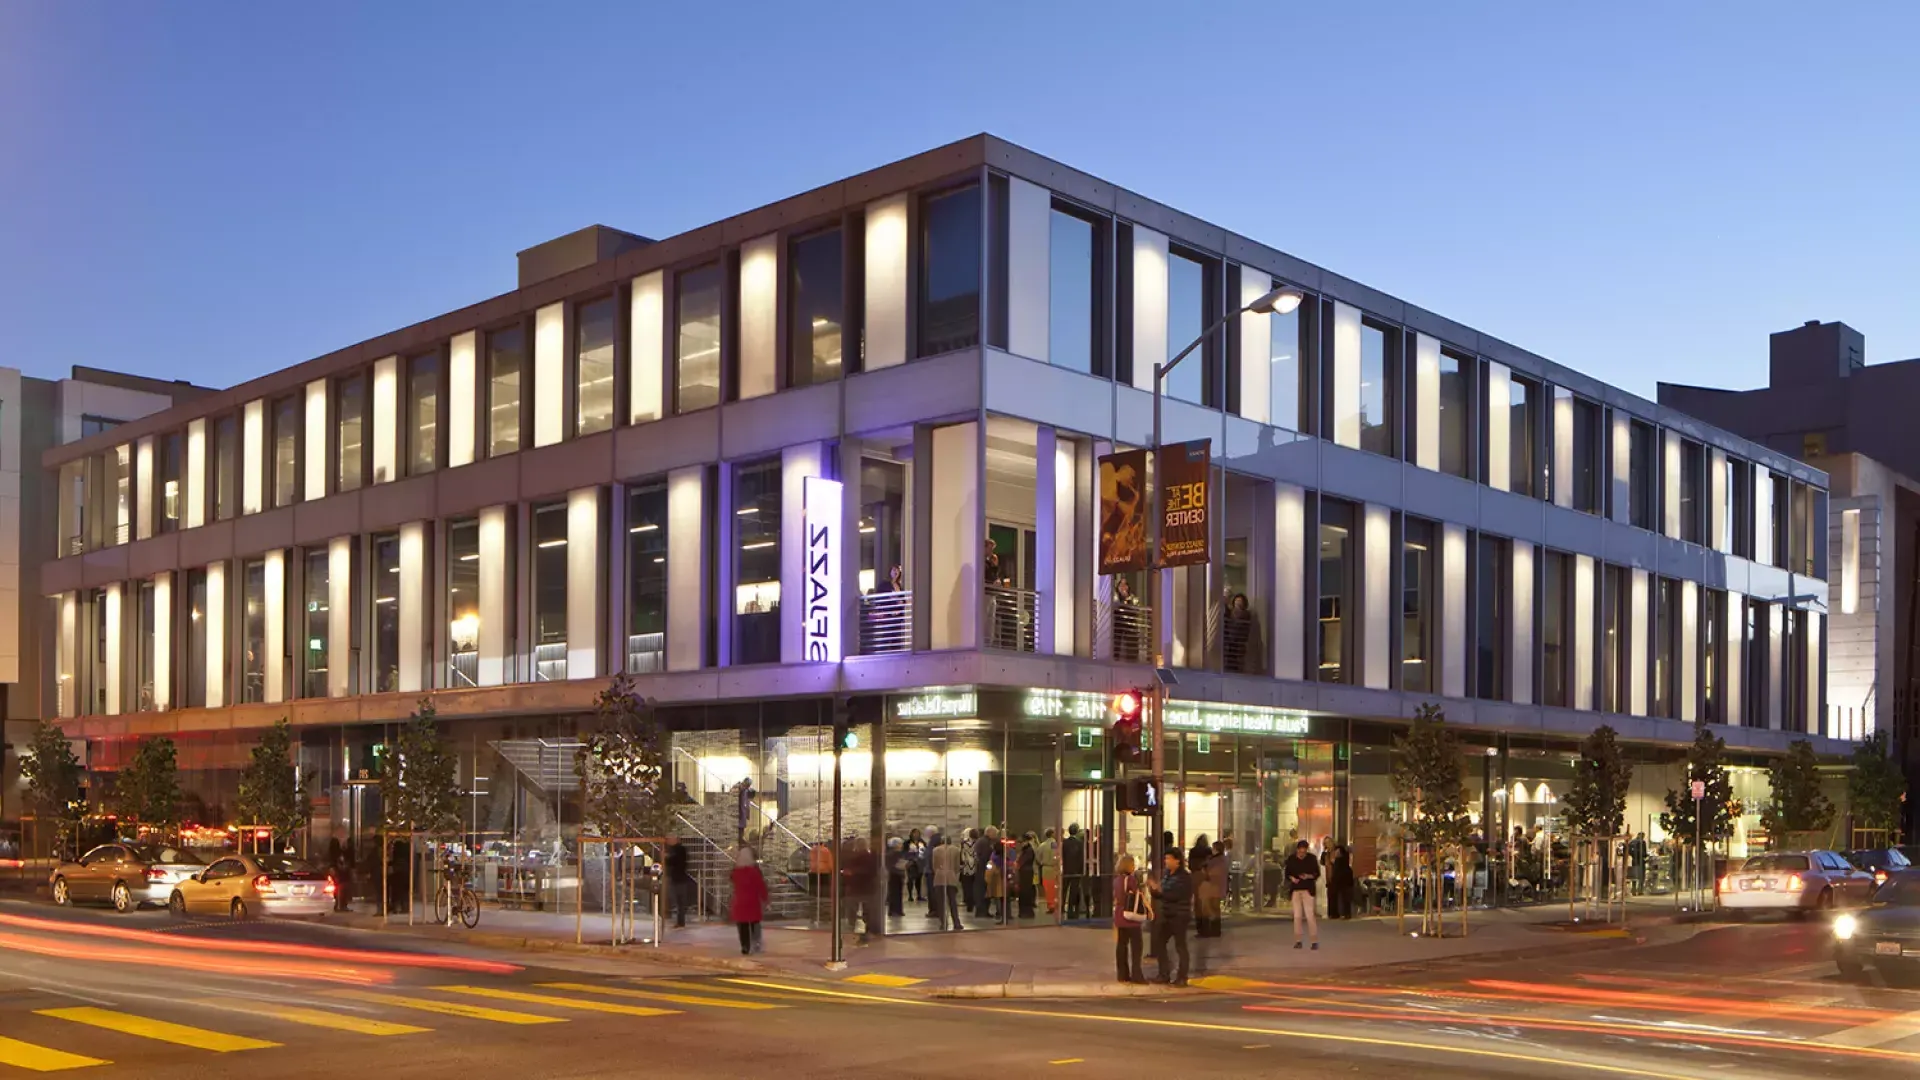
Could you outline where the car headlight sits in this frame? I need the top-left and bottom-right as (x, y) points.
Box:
(1835, 913), (1858, 941)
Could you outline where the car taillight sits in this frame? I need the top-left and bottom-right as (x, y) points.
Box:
(1876, 870), (1889, 886)
(324, 881), (337, 896)
(253, 874), (276, 894)
(145, 867), (165, 881)
(1787, 874), (1804, 891)
(1718, 875), (1729, 893)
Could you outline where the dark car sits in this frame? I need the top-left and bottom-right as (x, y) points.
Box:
(1846, 848), (1913, 889)
(1835, 871), (1920, 980)
(1897, 846), (1920, 868)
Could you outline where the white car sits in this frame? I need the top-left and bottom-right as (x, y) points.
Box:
(1720, 851), (1876, 917)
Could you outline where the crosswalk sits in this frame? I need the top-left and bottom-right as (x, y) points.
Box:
(0, 977), (830, 1072)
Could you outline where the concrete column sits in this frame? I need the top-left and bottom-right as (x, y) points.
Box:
(534, 303), (565, 448)
(1755, 466), (1775, 566)
(305, 378), (329, 499)
(1441, 524), (1468, 697)
(242, 399), (265, 515)
(103, 584), (122, 715)
(1413, 334), (1440, 471)
(153, 573), (172, 710)
(1272, 484), (1305, 680)
(666, 466), (708, 672)
(567, 487), (604, 677)
(929, 422), (980, 650)
(448, 331), (477, 468)
(1239, 272), (1272, 424)
(1629, 569), (1649, 716)
(1610, 412), (1632, 526)
(135, 438), (154, 540)
(1679, 580), (1699, 722)
(57, 592), (77, 718)
(1766, 604), (1783, 730)
(1007, 178), (1050, 362)
(1130, 228), (1167, 392)
(478, 505), (512, 685)
(1662, 430), (1681, 539)
(1723, 593), (1744, 727)
(1362, 504), (1391, 690)
(328, 538), (352, 697)
(1551, 388), (1574, 509)
(631, 272), (665, 423)
(372, 356), (398, 484)
(1709, 448), (1729, 552)
(1330, 302), (1361, 449)
(739, 233), (779, 400)
(1572, 554), (1595, 710)
(1035, 428), (1078, 655)
(1510, 541), (1533, 705)
(186, 419), (207, 528)
(205, 563), (226, 708)
(1485, 363), (1511, 492)
(398, 522), (427, 693)
(263, 550), (285, 704)
(863, 194), (909, 370)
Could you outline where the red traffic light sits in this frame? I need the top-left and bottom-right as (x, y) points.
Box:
(1113, 691), (1142, 719)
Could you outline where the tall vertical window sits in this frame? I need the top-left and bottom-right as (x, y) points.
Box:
(1437, 351), (1470, 478)
(158, 433), (182, 533)
(1788, 609), (1811, 731)
(918, 184), (982, 356)
(788, 228), (844, 386)
(1164, 250), (1206, 405)
(734, 458), (782, 664)
(1790, 482), (1814, 575)
(626, 483), (668, 673)
(213, 415), (238, 522)
(1770, 474), (1790, 568)
(575, 296), (616, 436)
(1744, 601), (1767, 727)
(1271, 302), (1303, 432)
(860, 459), (907, 596)
(532, 503), (569, 680)
(1730, 459), (1754, 557)
(271, 394), (299, 508)
(407, 352), (440, 476)
(1048, 209), (1096, 374)
(1680, 439), (1705, 544)
(1541, 550), (1568, 708)
(1653, 577), (1678, 719)
(448, 519), (479, 688)
(1474, 536), (1507, 700)
(1509, 376), (1538, 497)
(1601, 564), (1625, 713)
(1316, 499), (1353, 684)
(1628, 420), (1655, 530)
(111, 446), (131, 543)
(675, 263), (723, 413)
(1400, 518), (1433, 693)
(372, 533), (399, 693)
(303, 549), (328, 698)
(183, 569), (207, 708)
(1358, 323), (1394, 457)
(241, 558), (267, 704)
(487, 325), (524, 457)
(1571, 396), (1600, 513)
(336, 373), (365, 492)
(1702, 589), (1722, 723)
(136, 579), (156, 711)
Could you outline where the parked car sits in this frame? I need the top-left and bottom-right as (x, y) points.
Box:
(49, 843), (206, 913)
(1719, 851), (1876, 917)
(1835, 870), (1920, 981)
(1846, 848), (1913, 889)
(168, 854), (335, 918)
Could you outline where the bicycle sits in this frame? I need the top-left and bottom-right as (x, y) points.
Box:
(434, 861), (481, 929)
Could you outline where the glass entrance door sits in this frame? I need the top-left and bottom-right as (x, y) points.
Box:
(1061, 782), (1113, 922)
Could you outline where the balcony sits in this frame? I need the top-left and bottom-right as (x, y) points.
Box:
(626, 631), (665, 673)
(984, 584), (1038, 652)
(1100, 598), (1153, 664)
(859, 591), (912, 654)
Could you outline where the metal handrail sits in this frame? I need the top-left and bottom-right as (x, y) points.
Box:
(1101, 599), (1152, 663)
(859, 591), (912, 654)
(984, 584), (1039, 652)
(669, 746), (815, 864)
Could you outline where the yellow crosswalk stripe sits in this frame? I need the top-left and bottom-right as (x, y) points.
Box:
(539, 982), (785, 1011)
(844, 973), (925, 987)
(327, 990), (565, 1026)
(647, 978), (863, 1003)
(195, 998), (431, 1036)
(36, 1007), (278, 1052)
(434, 986), (679, 1018)
(0, 1035), (108, 1072)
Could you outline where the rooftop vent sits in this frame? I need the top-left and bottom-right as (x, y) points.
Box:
(516, 225), (653, 289)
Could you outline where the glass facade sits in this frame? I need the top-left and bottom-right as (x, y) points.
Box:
(788, 229), (844, 385)
(488, 325), (524, 457)
(1629, 419), (1655, 530)
(1438, 351), (1469, 477)
(159, 433), (183, 533)
(1358, 323), (1391, 457)
(1271, 303), (1303, 433)
(1474, 537), (1506, 700)
(1317, 500), (1353, 683)
(1571, 395), (1600, 513)
(1048, 208), (1095, 374)
(918, 184), (981, 356)
(448, 519), (480, 688)
(575, 296), (616, 436)
(532, 503), (568, 681)
(1508, 375), (1536, 497)
(241, 558), (267, 704)
(337, 373), (365, 492)
(1401, 518), (1433, 693)
(1541, 550), (1568, 708)
(675, 264), (723, 413)
(372, 534), (399, 694)
(625, 484), (667, 674)
(408, 352), (440, 476)
(272, 394), (299, 508)
(183, 569), (207, 708)
(303, 549), (328, 699)
(213, 414), (238, 522)
(1164, 250), (1205, 405)
(734, 458), (781, 664)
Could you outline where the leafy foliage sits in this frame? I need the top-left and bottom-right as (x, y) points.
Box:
(576, 674), (673, 841)
(380, 700), (463, 838)
(21, 721), (83, 851)
(234, 719), (310, 845)
(1760, 739), (1835, 844)
(1564, 725), (1632, 838)
(1659, 721), (1736, 844)
(114, 736), (182, 830)
(1390, 703), (1471, 849)
(1847, 730), (1906, 840)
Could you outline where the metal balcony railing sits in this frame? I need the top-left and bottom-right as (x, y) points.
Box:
(532, 641), (567, 682)
(1100, 600), (1153, 664)
(448, 648), (480, 688)
(859, 591), (912, 654)
(627, 632), (665, 674)
(984, 584), (1038, 652)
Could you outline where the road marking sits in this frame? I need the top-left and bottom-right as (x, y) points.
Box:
(539, 982), (782, 1011)
(1819, 1009), (1920, 1048)
(646, 979), (850, 1002)
(1190, 976), (1276, 991)
(0, 1035), (107, 1072)
(1049, 1058), (1083, 1065)
(723, 978), (936, 1004)
(435, 986), (679, 1018)
(1242, 1044), (1269, 1049)
(327, 990), (566, 1025)
(194, 998), (430, 1036)
(36, 1007), (278, 1052)
(844, 973), (925, 987)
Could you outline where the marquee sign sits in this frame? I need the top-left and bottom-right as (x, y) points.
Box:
(802, 476), (843, 663)
(888, 687), (1313, 738)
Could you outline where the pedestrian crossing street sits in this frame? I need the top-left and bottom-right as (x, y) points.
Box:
(0, 976), (847, 1072)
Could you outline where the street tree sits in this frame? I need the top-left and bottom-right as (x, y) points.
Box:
(380, 699), (463, 840)
(234, 719), (310, 849)
(114, 736), (182, 836)
(1564, 725), (1632, 839)
(1660, 721), (1736, 897)
(20, 721), (83, 858)
(1391, 703), (1470, 933)
(1847, 730), (1906, 842)
(576, 674), (673, 842)
(1761, 738), (1835, 848)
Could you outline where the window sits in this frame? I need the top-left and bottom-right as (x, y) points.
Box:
(1437, 351), (1470, 478)
(1048, 208), (1096, 374)
(1474, 536), (1507, 700)
(532, 503), (569, 681)
(1571, 395), (1601, 513)
(1271, 301), (1304, 432)
(1744, 601), (1767, 727)
(303, 549), (328, 698)
(212, 415), (238, 522)
(860, 459), (907, 597)
(271, 394), (299, 508)
(1653, 578), (1678, 718)
(1788, 609), (1811, 731)
(1601, 565), (1626, 713)
(1164, 249), (1207, 405)
(407, 352), (440, 476)
(675, 263), (723, 413)
(1509, 375), (1538, 497)
(183, 569), (207, 708)
(1680, 439), (1705, 544)
(1358, 323), (1394, 457)
(448, 519), (479, 688)
(372, 533), (399, 693)
(1790, 481), (1814, 575)
(136, 579), (156, 711)
(788, 228), (845, 386)
(1316, 499), (1353, 684)
(1628, 419), (1655, 530)
(158, 433), (182, 533)
(918, 184), (982, 356)
(241, 558), (267, 704)
(1541, 550), (1568, 708)
(487, 325), (525, 457)
(575, 296), (616, 436)
(1770, 474), (1790, 568)
(336, 373), (365, 492)
(1729, 458), (1754, 557)
(1702, 589), (1722, 723)
(110, 446), (131, 544)
(1400, 518), (1433, 693)
(734, 458), (782, 664)
(626, 483), (668, 673)
(81, 415), (122, 438)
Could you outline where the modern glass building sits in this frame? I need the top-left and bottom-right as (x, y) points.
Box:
(38, 135), (1844, 930)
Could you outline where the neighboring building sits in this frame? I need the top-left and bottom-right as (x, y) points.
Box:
(37, 135), (1840, 925)
(2, 367), (210, 836)
(1662, 319), (1920, 836)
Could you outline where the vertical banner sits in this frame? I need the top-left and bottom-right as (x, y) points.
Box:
(1098, 449), (1149, 574)
(802, 476), (843, 662)
(1156, 439), (1212, 568)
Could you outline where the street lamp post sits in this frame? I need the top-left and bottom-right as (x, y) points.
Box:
(1145, 283), (1304, 857)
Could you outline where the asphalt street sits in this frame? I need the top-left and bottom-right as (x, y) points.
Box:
(4, 899), (1920, 1078)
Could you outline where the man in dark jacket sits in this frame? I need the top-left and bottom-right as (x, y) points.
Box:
(1284, 839), (1320, 949)
(1149, 849), (1192, 986)
(664, 835), (694, 928)
(1060, 824), (1086, 919)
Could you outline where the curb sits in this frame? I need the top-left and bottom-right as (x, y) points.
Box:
(329, 915), (780, 976)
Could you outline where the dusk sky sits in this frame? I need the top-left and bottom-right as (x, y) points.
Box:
(2, 3), (1915, 399)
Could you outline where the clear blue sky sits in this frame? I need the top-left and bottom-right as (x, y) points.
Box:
(3, 2), (1915, 400)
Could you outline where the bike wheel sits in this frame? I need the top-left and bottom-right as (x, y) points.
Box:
(458, 888), (479, 929)
(433, 883), (451, 925)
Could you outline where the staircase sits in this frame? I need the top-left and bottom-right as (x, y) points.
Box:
(670, 801), (820, 923)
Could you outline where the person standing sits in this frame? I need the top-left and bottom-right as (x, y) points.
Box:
(1327, 843), (1355, 919)
(904, 829), (927, 905)
(975, 827), (1000, 919)
(1284, 839), (1320, 949)
(959, 827), (981, 915)
(1628, 831), (1649, 895)
(844, 837), (877, 945)
(1148, 849), (1193, 986)
(1016, 832), (1038, 919)
(1037, 828), (1059, 915)
(1192, 842), (1220, 938)
(729, 847), (767, 955)
(930, 835), (963, 931)
(1112, 854), (1150, 983)
(664, 834), (694, 928)
(1061, 824), (1087, 919)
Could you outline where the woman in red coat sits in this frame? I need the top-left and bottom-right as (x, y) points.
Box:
(730, 846), (768, 955)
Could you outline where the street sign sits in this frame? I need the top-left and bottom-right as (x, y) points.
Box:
(1690, 779), (1706, 801)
